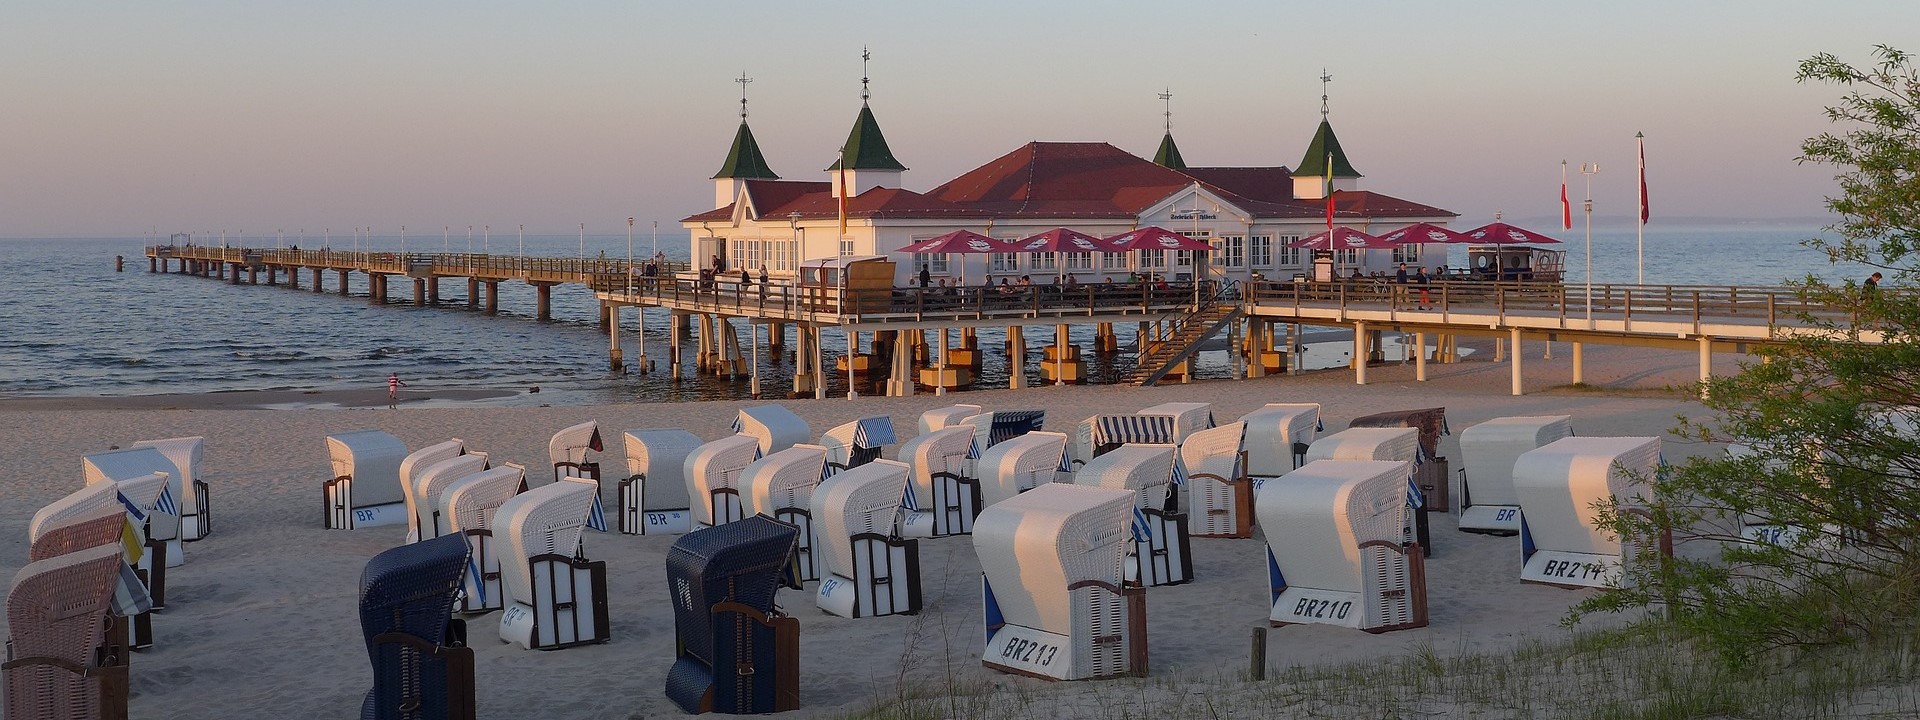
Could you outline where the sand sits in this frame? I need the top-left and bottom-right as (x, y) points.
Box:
(0, 341), (1742, 718)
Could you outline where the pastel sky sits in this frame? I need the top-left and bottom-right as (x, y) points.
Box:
(3, 1), (1913, 238)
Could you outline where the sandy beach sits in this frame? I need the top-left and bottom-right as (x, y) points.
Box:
(0, 342), (1743, 718)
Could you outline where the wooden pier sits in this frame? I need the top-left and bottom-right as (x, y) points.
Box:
(144, 244), (1883, 399)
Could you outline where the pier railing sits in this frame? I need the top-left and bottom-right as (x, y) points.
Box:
(594, 275), (1211, 324)
(145, 245), (689, 281)
(1246, 279), (1858, 331)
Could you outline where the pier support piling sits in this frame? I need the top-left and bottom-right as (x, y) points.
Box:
(668, 313), (684, 381)
(608, 305), (624, 372)
(750, 323), (762, 398)
(1698, 336), (1712, 399)
(1572, 342), (1584, 385)
(411, 278), (426, 306)
(634, 307), (648, 373)
(1008, 325), (1026, 390)
(1415, 332), (1428, 382)
(337, 270), (351, 296)
(148, 257), (157, 273)
(1510, 328), (1524, 396)
(1353, 321), (1368, 385)
(483, 281), (499, 315)
(467, 278), (479, 309)
(533, 282), (554, 321)
(428, 277), (440, 304)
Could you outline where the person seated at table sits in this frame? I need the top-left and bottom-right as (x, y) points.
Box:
(998, 278), (1015, 295)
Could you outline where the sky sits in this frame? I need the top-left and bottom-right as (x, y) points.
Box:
(3, 1), (1914, 239)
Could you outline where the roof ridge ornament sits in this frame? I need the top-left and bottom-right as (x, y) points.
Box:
(1320, 69), (1333, 120)
(861, 47), (871, 105)
(737, 71), (752, 121)
(1160, 88), (1173, 134)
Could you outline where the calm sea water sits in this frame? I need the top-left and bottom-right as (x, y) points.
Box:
(0, 225), (1863, 404)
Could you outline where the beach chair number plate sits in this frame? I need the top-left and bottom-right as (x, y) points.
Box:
(1521, 550), (1620, 588)
(985, 626), (1073, 677)
(1460, 505), (1522, 533)
(643, 510), (692, 534)
(1272, 588), (1364, 628)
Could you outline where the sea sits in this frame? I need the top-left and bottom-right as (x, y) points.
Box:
(0, 225), (1867, 406)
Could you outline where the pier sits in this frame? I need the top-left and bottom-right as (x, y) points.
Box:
(143, 244), (1882, 398)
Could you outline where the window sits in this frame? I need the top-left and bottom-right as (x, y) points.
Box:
(1028, 253), (1056, 271)
(1277, 236), (1302, 266)
(1337, 249), (1361, 265)
(1220, 235), (1245, 268)
(839, 237), (855, 257)
(1175, 250), (1193, 266)
(1392, 243), (1422, 264)
(772, 240), (795, 273)
(1250, 236), (1272, 267)
(991, 253), (1018, 273)
(913, 252), (949, 274)
(1101, 252), (1127, 269)
(1139, 249), (1166, 268)
(1062, 252), (1092, 270)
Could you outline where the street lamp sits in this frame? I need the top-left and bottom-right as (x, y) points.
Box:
(1580, 163), (1599, 325)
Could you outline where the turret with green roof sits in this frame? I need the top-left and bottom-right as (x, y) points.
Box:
(713, 121), (780, 180)
(1153, 132), (1187, 170)
(1294, 119), (1361, 178)
(827, 104), (907, 172)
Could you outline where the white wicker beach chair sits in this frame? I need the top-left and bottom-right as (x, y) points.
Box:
(685, 435), (761, 529)
(548, 421), (604, 483)
(399, 439), (466, 543)
(4, 544), (130, 720)
(819, 416), (897, 473)
(734, 405), (808, 456)
(496, 478), (609, 650)
(324, 430), (411, 530)
(1073, 445), (1191, 587)
(1306, 427), (1431, 554)
(618, 428), (701, 535)
(1181, 422), (1252, 538)
(918, 404), (983, 434)
(973, 483), (1143, 681)
(128, 436), (209, 545)
(895, 426), (979, 538)
(742, 444), (830, 583)
(1513, 436), (1665, 588)
(1136, 402), (1216, 444)
(1240, 403), (1322, 479)
(23, 505), (146, 684)
(1256, 459), (1427, 632)
(411, 453), (492, 541)
(813, 460), (921, 618)
(1458, 415), (1574, 534)
(978, 431), (1071, 510)
(31, 474), (168, 650)
(83, 447), (185, 573)
(439, 464), (527, 614)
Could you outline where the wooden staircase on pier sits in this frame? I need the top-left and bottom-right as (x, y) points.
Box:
(1125, 302), (1242, 387)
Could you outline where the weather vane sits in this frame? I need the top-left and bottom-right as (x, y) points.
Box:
(860, 46), (872, 104)
(1159, 88), (1173, 134)
(736, 71), (752, 121)
(1320, 69), (1333, 119)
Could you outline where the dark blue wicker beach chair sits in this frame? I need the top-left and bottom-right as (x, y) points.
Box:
(358, 534), (475, 720)
(664, 516), (801, 715)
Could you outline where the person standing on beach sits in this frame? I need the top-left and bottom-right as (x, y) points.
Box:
(387, 373), (405, 409)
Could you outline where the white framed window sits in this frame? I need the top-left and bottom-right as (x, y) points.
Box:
(1220, 235), (1245, 268)
(1337, 249), (1361, 265)
(991, 253), (1018, 272)
(1101, 252), (1127, 269)
(913, 252), (949, 274)
(1028, 253), (1056, 271)
(772, 240), (796, 273)
(1250, 236), (1271, 267)
(1140, 249), (1166, 268)
(1392, 243), (1422, 264)
(1278, 236), (1302, 266)
(1062, 252), (1092, 270)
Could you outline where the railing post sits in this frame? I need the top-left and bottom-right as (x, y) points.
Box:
(1767, 292), (1777, 331)
(1692, 291), (1702, 334)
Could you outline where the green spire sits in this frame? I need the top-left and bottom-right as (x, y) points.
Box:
(1153, 132), (1187, 169)
(712, 121), (779, 180)
(827, 105), (907, 172)
(1294, 119), (1361, 178)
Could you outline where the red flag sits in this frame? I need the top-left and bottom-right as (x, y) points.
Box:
(1637, 135), (1649, 225)
(1560, 161), (1572, 230)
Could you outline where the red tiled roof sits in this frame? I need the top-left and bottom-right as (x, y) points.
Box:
(684, 142), (1453, 224)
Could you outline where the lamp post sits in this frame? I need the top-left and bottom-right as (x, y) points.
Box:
(1580, 163), (1599, 325)
(627, 217), (635, 291)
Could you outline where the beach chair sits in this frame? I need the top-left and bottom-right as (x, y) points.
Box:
(1136, 402), (1215, 444)
(3, 545), (131, 720)
(1458, 415), (1574, 535)
(1072, 413), (1175, 470)
(548, 421), (604, 482)
(895, 426), (979, 538)
(957, 409), (1046, 478)
(664, 516), (802, 715)
(1724, 441), (1834, 546)
(1073, 445), (1191, 587)
(325, 430), (411, 530)
(741, 445), (830, 583)
(733, 405), (808, 456)
(818, 416), (897, 473)
(1181, 422), (1254, 538)
(1348, 408), (1451, 511)
(1256, 459), (1427, 632)
(974, 483), (1144, 681)
(32, 476), (167, 650)
(813, 460), (922, 618)
(410, 454), (491, 541)
(83, 447), (184, 569)
(496, 478), (610, 650)
(399, 439), (467, 543)
(438, 465), (527, 614)
(917, 404), (982, 434)
(686, 435), (762, 529)
(1514, 437), (1666, 588)
(618, 429), (701, 535)
(357, 534), (476, 720)
(128, 436), (210, 544)
(1306, 428), (1432, 557)
(1240, 403), (1322, 479)
(977, 431), (1071, 509)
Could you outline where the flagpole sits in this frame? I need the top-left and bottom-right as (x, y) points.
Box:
(1636, 131), (1646, 285)
(1580, 163), (1599, 326)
